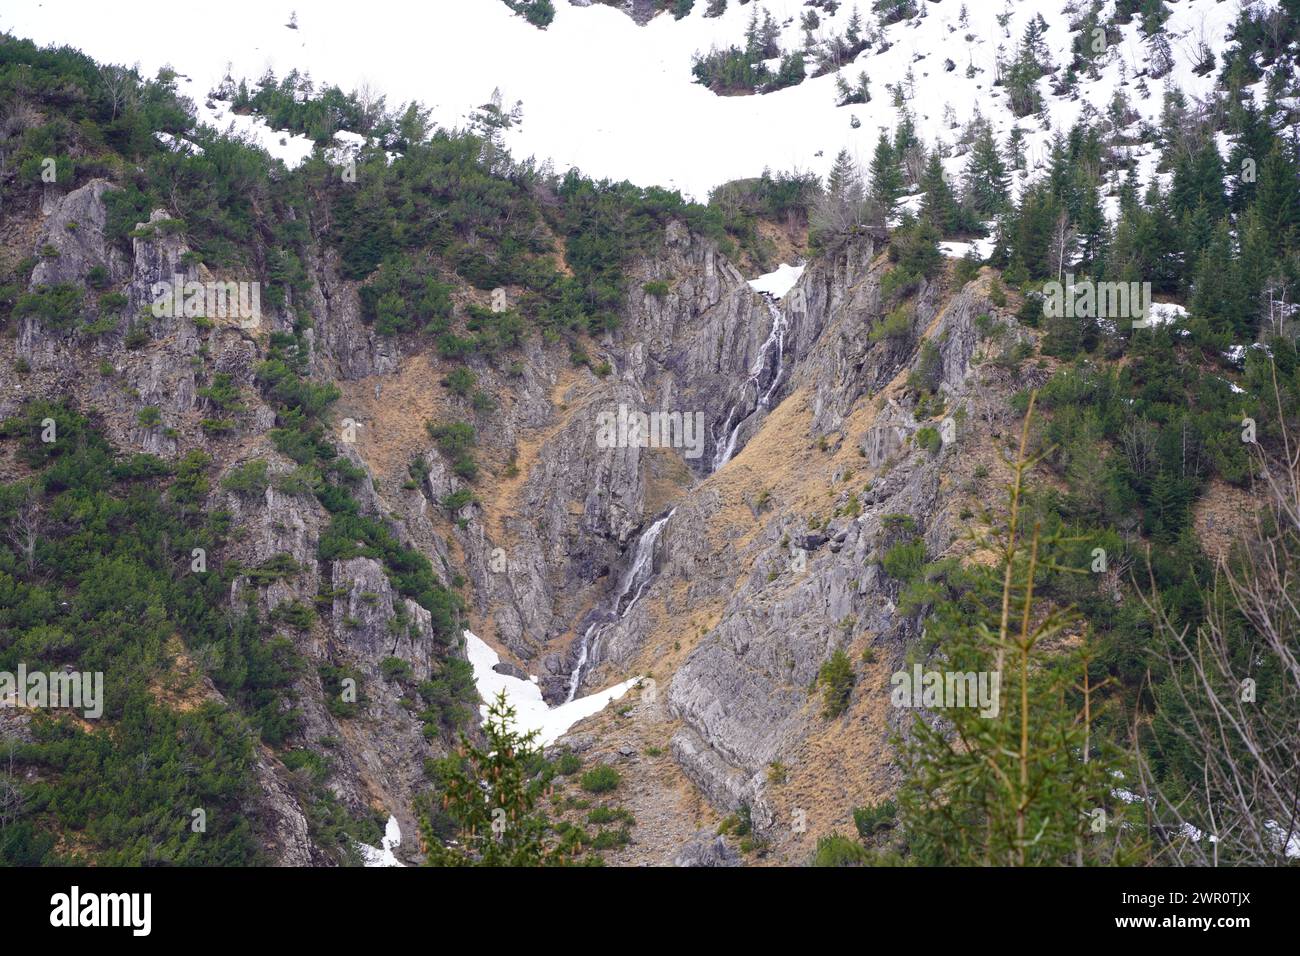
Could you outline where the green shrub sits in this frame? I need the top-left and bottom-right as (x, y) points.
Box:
(14, 283), (82, 329)
(908, 340), (943, 395)
(817, 648), (855, 718)
(914, 426), (942, 455)
(882, 538), (926, 581)
(441, 488), (475, 512)
(544, 753), (579, 778)
(221, 459), (270, 496)
(591, 827), (630, 850)
(587, 806), (635, 826)
(580, 765), (621, 793)
(269, 600), (316, 630)
(869, 305), (913, 344)
(444, 366), (476, 397)
(98, 290), (128, 312)
(811, 834), (870, 867)
(853, 800), (897, 839)
(381, 657), (413, 682)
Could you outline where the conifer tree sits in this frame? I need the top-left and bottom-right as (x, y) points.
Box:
(919, 152), (959, 235)
(894, 396), (1139, 865)
(964, 124), (1009, 217)
(421, 691), (565, 866)
(869, 134), (903, 215)
(1075, 169), (1108, 273)
(1253, 143), (1300, 259)
(1190, 221), (1249, 338)
(846, 5), (863, 46)
(813, 148), (869, 241)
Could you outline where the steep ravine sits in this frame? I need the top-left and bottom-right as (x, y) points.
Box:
(453, 224), (1038, 864)
(3, 178), (1037, 865)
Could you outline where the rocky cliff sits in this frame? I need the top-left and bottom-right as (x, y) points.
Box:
(1, 172), (1039, 865)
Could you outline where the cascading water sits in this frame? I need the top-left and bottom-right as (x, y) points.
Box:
(563, 273), (796, 699)
(711, 294), (790, 472)
(565, 508), (676, 702)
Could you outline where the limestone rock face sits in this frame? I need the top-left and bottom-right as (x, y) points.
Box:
(3, 167), (1031, 865)
(674, 828), (742, 867)
(29, 179), (128, 288)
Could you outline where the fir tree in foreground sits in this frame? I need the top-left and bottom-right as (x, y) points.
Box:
(421, 691), (567, 866)
(893, 394), (1144, 866)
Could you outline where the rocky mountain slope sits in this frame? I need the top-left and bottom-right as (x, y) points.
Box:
(1, 168), (1036, 863)
(1, 0), (1295, 867)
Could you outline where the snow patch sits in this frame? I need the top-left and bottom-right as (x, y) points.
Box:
(1144, 302), (1188, 328)
(195, 95), (317, 167)
(465, 630), (639, 747)
(748, 262), (805, 299)
(358, 815), (404, 867)
(939, 236), (995, 260)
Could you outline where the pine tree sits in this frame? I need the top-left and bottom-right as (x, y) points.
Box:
(421, 691), (567, 866)
(847, 5), (863, 45)
(799, 8), (819, 46)
(892, 111), (918, 157)
(894, 396), (1137, 865)
(1226, 98), (1274, 212)
(1074, 169), (1108, 274)
(1169, 140), (1225, 222)
(1005, 21), (1047, 116)
(1011, 181), (1060, 280)
(743, 5), (761, 58)
(1253, 143), (1300, 259)
(869, 134), (903, 215)
(919, 152), (958, 235)
(964, 124), (1009, 217)
(758, 8), (781, 59)
(1190, 221), (1248, 338)
(813, 148), (869, 241)
(1045, 134), (1080, 219)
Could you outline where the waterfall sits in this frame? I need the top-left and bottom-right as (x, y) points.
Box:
(565, 508), (676, 702)
(711, 294), (789, 472)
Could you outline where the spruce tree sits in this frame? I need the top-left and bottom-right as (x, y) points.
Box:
(919, 152), (958, 235)
(1074, 169), (1108, 273)
(1190, 221), (1248, 338)
(1253, 143), (1300, 259)
(1227, 99), (1272, 211)
(869, 134), (903, 216)
(813, 148), (868, 241)
(964, 124), (1009, 217)
(894, 396), (1139, 866)
(421, 691), (566, 866)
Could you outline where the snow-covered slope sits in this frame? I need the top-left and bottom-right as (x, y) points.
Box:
(0, 1), (1268, 196)
(0, 0), (1263, 197)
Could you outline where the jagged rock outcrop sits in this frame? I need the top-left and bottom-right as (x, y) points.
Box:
(3, 179), (467, 865)
(674, 828), (742, 867)
(28, 178), (128, 288)
(4, 168), (1030, 865)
